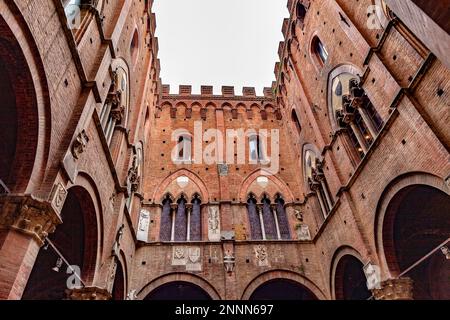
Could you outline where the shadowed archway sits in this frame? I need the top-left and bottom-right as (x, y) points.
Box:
(22, 186), (98, 300)
(382, 184), (450, 299)
(249, 279), (318, 300)
(334, 255), (371, 300)
(144, 281), (212, 300)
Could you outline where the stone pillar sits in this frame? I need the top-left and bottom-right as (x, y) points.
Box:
(67, 286), (112, 300)
(0, 196), (61, 299)
(372, 278), (414, 300)
(257, 204), (266, 240)
(186, 204), (192, 241)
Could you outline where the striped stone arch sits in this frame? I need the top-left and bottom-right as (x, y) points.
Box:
(239, 169), (295, 203)
(240, 269), (326, 300)
(137, 273), (222, 300)
(152, 169), (210, 203)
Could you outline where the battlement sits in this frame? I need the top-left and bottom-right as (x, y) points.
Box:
(161, 85), (274, 100)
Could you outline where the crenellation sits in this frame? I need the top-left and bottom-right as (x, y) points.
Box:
(222, 86), (235, 96)
(242, 87), (256, 97)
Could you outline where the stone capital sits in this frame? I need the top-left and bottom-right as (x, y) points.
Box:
(66, 286), (112, 300)
(0, 195), (62, 246)
(371, 278), (414, 300)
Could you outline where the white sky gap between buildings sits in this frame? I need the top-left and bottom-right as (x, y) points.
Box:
(153, 0), (289, 96)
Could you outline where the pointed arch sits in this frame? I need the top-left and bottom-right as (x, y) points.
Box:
(241, 269), (326, 300)
(239, 169), (295, 202)
(137, 272), (222, 300)
(153, 169), (210, 203)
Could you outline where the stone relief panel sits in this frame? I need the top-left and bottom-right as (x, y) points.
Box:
(49, 182), (68, 215)
(137, 209), (150, 242)
(297, 224), (311, 241)
(171, 246), (202, 272)
(208, 206), (221, 241)
(254, 244), (269, 267)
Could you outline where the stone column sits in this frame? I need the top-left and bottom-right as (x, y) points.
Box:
(271, 205), (281, 240)
(372, 278), (414, 300)
(0, 196), (62, 300)
(257, 204), (266, 240)
(170, 203), (177, 242)
(349, 121), (369, 154)
(185, 204), (192, 241)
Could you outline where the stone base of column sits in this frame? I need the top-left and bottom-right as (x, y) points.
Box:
(67, 286), (112, 300)
(371, 278), (414, 300)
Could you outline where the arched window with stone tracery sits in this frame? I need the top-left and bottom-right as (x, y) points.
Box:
(304, 149), (334, 219)
(329, 70), (383, 160)
(247, 194), (291, 240)
(100, 63), (130, 146)
(160, 193), (202, 242)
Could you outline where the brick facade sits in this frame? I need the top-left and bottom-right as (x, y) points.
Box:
(0, 0), (448, 300)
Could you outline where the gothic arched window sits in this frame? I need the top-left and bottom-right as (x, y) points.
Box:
(160, 194), (202, 242)
(100, 65), (129, 146)
(291, 109), (302, 136)
(311, 36), (328, 67)
(176, 135), (192, 162)
(247, 194), (291, 240)
(305, 149), (334, 219)
(331, 72), (383, 159)
(296, 3), (307, 29)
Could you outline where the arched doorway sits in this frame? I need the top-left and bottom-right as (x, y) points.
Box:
(144, 281), (212, 300)
(112, 261), (125, 300)
(334, 255), (371, 300)
(249, 279), (318, 300)
(0, 16), (40, 194)
(22, 187), (98, 300)
(383, 185), (450, 299)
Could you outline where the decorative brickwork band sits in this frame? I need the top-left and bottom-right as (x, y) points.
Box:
(371, 278), (414, 300)
(0, 196), (62, 246)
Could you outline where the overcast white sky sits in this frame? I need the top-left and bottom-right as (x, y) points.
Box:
(153, 0), (289, 95)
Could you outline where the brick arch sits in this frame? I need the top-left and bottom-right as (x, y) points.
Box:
(160, 101), (173, 110)
(329, 246), (366, 300)
(112, 249), (129, 300)
(137, 273), (222, 300)
(221, 102), (233, 109)
(72, 172), (105, 275)
(241, 269), (326, 300)
(205, 101), (217, 109)
(0, 4), (51, 193)
(374, 171), (450, 278)
(153, 169), (210, 203)
(239, 169), (295, 202)
(23, 184), (99, 299)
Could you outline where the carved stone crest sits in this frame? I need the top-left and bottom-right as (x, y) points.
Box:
(71, 130), (89, 160)
(254, 245), (269, 267)
(49, 182), (68, 214)
(137, 209), (150, 242)
(172, 247), (187, 266)
(218, 163), (229, 176)
(224, 250), (235, 273)
(186, 247), (202, 272)
(294, 209), (303, 221)
(208, 206), (221, 241)
(297, 224), (311, 241)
